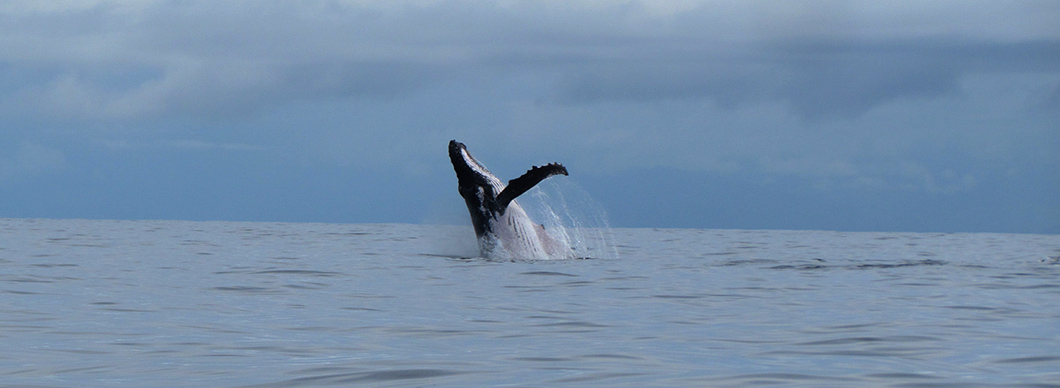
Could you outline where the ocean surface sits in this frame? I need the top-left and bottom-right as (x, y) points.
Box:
(2, 218), (1059, 387)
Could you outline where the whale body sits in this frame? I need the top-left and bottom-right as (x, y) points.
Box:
(448, 140), (571, 260)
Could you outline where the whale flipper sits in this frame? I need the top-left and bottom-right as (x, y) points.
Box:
(496, 163), (568, 212)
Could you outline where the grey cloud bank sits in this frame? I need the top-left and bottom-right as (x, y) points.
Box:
(1, 0), (1058, 233)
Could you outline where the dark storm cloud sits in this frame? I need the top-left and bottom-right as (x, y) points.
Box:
(555, 38), (1060, 119)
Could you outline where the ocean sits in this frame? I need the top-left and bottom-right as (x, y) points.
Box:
(2, 218), (1059, 387)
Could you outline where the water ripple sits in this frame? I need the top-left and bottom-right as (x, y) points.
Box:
(241, 369), (469, 387)
(3, 220), (1059, 387)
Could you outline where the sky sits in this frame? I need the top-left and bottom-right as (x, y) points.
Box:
(1, 0), (1058, 234)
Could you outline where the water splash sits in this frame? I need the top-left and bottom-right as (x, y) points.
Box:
(520, 177), (619, 260)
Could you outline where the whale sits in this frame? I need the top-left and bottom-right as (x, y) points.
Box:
(448, 140), (571, 260)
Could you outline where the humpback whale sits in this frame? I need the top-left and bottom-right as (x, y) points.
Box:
(449, 140), (571, 260)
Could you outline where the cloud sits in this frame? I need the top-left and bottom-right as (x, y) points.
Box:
(0, 1), (1057, 194)
(2, 0), (1057, 122)
(556, 38), (1060, 119)
(0, 0), (1056, 231)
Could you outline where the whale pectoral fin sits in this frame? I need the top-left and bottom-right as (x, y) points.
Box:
(496, 163), (568, 211)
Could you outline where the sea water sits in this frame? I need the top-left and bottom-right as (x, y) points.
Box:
(2, 218), (1059, 387)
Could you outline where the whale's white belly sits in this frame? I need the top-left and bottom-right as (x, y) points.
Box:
(491, 202), (569, 260)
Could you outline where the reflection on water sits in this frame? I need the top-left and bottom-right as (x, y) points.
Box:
(1, 219), (1059, 387)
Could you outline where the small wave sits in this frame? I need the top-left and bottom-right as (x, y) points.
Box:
(520, 271), (579, 277)
(768, 259), (948, 271)
(856, 259), (947, 269)
(241, 368), (468, 387)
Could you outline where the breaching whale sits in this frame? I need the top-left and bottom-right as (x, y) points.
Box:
(448, 140), (571, 260)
